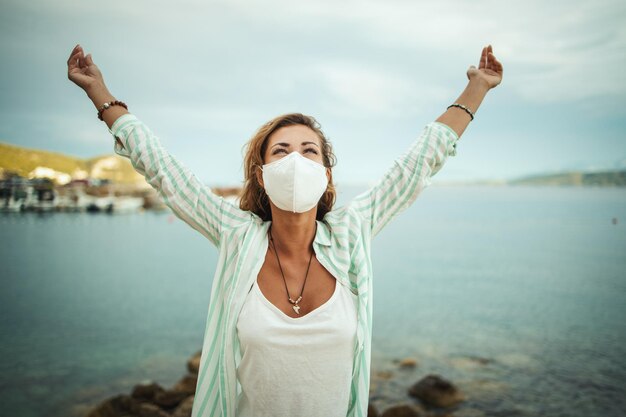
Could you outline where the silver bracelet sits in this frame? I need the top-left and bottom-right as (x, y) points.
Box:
(447, 103), (474, 121)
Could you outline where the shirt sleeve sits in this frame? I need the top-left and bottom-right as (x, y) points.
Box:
(348, 121), (460, 238)
(108, 113), (251, 247)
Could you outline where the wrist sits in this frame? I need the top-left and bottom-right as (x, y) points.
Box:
(86, 82), (114, 104)
(468, 76), (491, 92)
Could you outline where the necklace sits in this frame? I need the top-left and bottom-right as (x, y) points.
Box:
(268, 226), (314, 315)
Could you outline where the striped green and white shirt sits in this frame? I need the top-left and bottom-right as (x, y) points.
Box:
(109, 113), (460, 417)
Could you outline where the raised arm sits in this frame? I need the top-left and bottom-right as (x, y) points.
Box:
(350, 44), (503, 238)
(436, 44), (503, 137)
(67, 45), (128, 130)
(67, 44), (251, 247)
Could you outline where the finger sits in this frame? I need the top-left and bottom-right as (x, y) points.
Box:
(78, 51), (87, 68)
(67, 51), (81, 69)
(488, 45), (496, 64)
(488, 52), (502, 71)
(86, 53), (94, 66)
(495, 59), (504, 74)
(489, 54), (503, 74)
(479, 46), (487, 69)
(67, 46), (81, 65)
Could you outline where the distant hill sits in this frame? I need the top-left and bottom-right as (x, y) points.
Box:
(508, 170), (626, 186)
(3, 141), (624, 188)
(0, 142), (147, 185)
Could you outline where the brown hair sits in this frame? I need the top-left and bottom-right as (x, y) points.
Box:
(239, 113), (337, 221)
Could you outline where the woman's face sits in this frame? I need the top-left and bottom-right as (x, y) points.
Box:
(262, 124), (325, 166)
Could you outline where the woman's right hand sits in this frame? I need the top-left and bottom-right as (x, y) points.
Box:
(67, 44), (105, 92)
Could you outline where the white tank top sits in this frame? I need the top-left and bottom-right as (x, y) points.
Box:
(235, 277), (358, 417)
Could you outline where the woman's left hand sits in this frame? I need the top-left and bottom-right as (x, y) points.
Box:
(467, 44), (503, 89)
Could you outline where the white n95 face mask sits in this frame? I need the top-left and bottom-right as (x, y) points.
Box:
(261, 151), (329, 213)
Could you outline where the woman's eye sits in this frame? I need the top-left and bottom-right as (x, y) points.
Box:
(305, 148), (319, 154)
(272, 148), (287, 155)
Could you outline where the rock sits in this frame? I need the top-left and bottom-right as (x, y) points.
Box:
(187, 351), (202, 374)
(171, 374), (197, 396)
(86, 394), (140, 417)
(368, 402), (380, 417)
(135, 402), (170, 417)
(455, 408), (486, 417)
(381, 403), (425, 417)
(398, 357), (418, 368)
(449, 356), (494, 371)
(131, 382), (166, 401)
(172, 396), (195, 417)
(370, 380), (380, 393)
(374, 370), (394, 380)
(408, 374), (465, 408)
(466, 355), (492, 365)
(70, 403), (94, 417)
(86, 353), (201, 417)
(153, 389), (190, 408)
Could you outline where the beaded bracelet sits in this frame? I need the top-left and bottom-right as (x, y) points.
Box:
(447, 103), (474, 121)
(97, 100), (128, 121)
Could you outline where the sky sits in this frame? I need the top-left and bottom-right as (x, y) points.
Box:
(1, 0), (625, 187)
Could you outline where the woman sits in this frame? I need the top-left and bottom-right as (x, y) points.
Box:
(67, 44), (503, 417)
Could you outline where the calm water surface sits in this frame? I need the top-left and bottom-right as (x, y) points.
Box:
(1, 185), (625, 417)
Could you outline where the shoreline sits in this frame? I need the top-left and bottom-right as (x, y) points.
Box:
(76, 350), (505, 417)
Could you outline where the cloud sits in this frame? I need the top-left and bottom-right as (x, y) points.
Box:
(304, 61), (452, 118)
(216, 0), (626, 103)
(1, 0), (624, 184)
(5, 0), (624, 107)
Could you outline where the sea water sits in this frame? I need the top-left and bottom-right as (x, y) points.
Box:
(0, 185), (624, 416)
